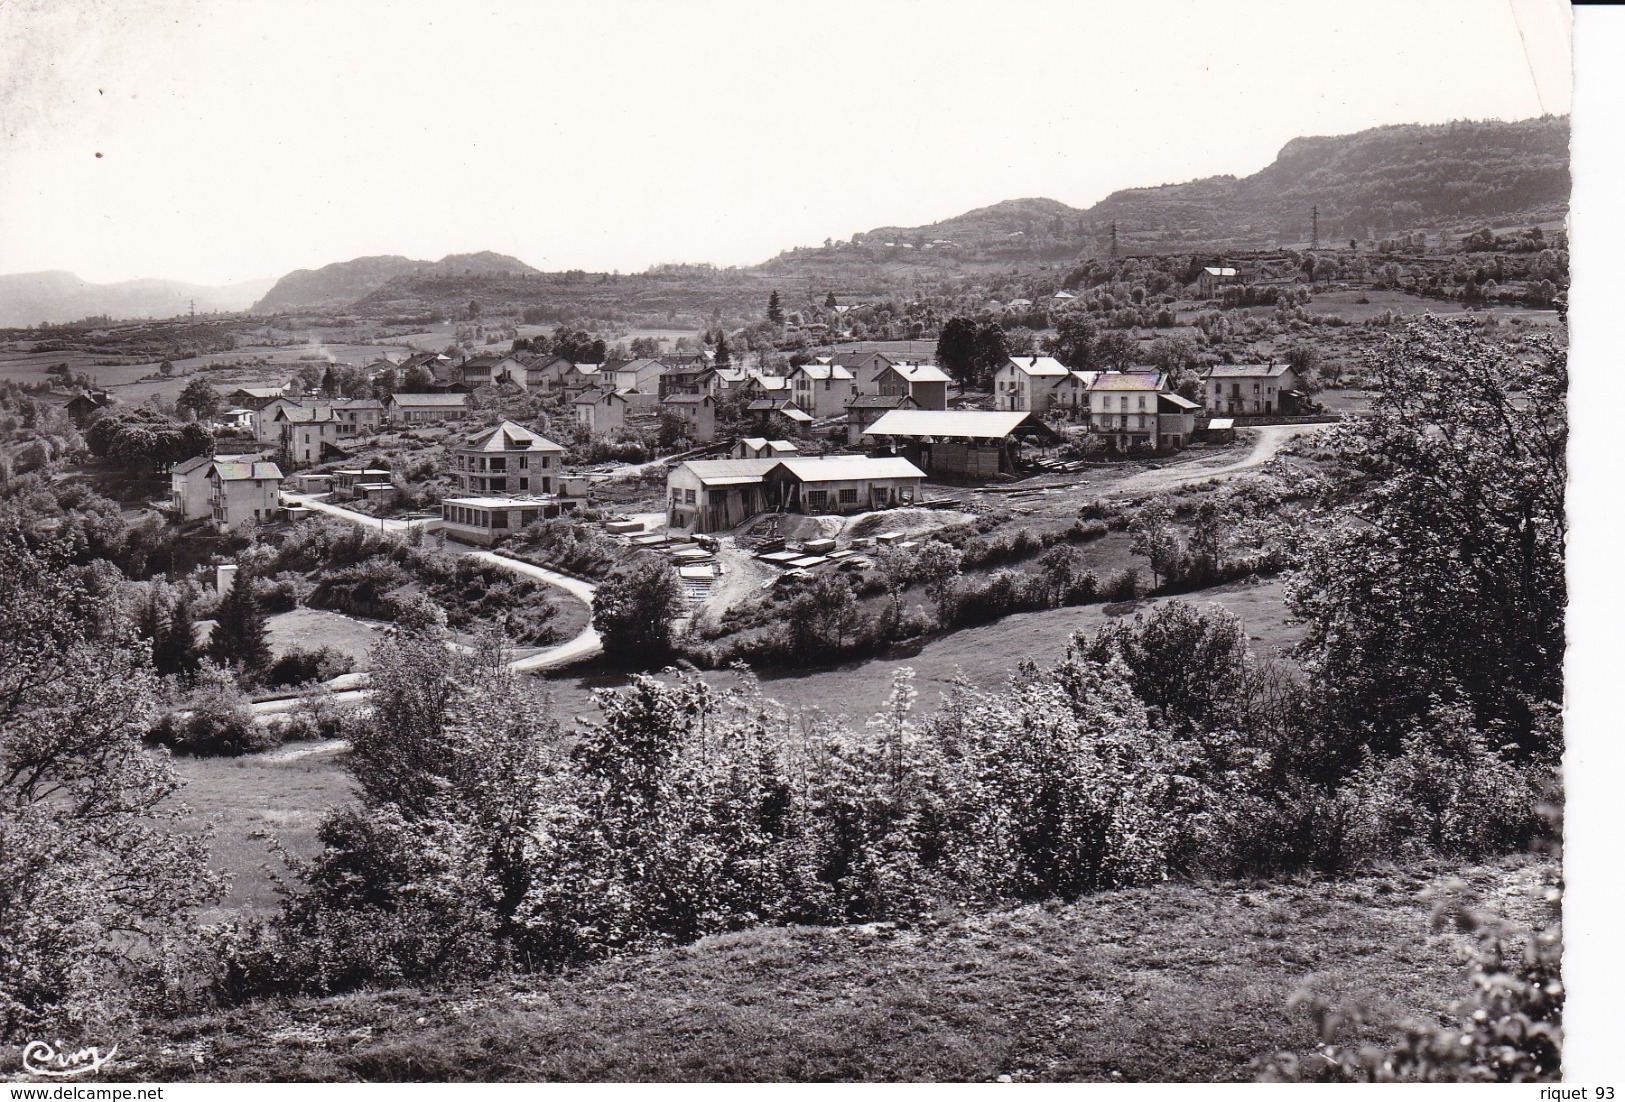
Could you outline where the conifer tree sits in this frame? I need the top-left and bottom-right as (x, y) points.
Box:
(207, 568), (270, 678)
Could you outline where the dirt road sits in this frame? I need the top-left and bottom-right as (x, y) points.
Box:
(1112, 424), (1326, 494)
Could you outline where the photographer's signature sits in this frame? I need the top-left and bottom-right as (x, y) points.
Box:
(21, 1040), (117, 1078)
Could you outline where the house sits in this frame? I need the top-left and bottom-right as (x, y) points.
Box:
(251, 396), (309, 443)
(789, 362), (857, 419)
(333, 398), (383, 436)
(845, 392), (919, 446)
(1201, 363), (1301, 415)
(1086, 371), (1169, 448)
(710, 366), (750, 394)
(1158, 392), (1200, 450)
(606, 357), (666, 394)
(523, 354), (576, 391)
(665, 454), (926, 533)
(863, 409), (1059, 478)
(206, 459), (283, 533)
(385, 391), (470, 423)
(731, 438), (799, 460)
(440, 495), (582, 546)
(875, 363), (950, 410)
(745, 398), (813, 432)
(457, 353), (529, 390)
(560, 363), (604, 394)
(1050, 370), (1100, 417)
(221, 408), (255, 429)
(573, 387), (628, 435)
(65, 389), (115, 425)
(353, 481), (398, 507)
(827, 351), (903, 394)
(169, 454), (218, 520)
(227, 386), (287, 410)
(741, 371), (792, 400)
(452, 420), (566, 496)
(285, 415), (341, 467)
(661, 393), (718, 443)
(659, 365), (716, 399)
(993, 355), (1070, 413)
(1198, 265), (1240, 298)
(330, 469), (393, 499)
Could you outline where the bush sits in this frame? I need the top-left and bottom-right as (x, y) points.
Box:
(266, 645), (355, 689)
(149, 661), (272, 756)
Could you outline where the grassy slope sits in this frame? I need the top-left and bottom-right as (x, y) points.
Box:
(124, 855), (1556, 1083)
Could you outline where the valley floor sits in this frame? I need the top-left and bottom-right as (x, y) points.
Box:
(123, 854), (1556, 1083)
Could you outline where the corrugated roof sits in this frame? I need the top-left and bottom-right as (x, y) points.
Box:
(390, 392), (469, 406)
(771, 456), (925, 483)
(1204, 363), (1292, 379)
(863, 409), (1042, 439)
(1087, 371), (1165, 392)
(1160, 392), (1200, 410)
(676, 458), (784, 486)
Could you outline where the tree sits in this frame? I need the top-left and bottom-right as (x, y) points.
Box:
(1288, 319), (1565, 760)
(1094, 330), (1138, 373)
(1044, 313), (1098, 369)
(207, 566), (271, 679)
(1129, 498), (1181, 590)
(713, 334), (731, 367)
(786, 573), (858, 655)
(320, 364), (339, 396)
(825, 291), (838, 309)
(935, 316), (980, 391)
(972, 323), (1010, 388)
(0, 530), (220, 1038)
(176, 377), (220, 421)
(593, 556), (684, 667)
(158, 359), (175, 377)
(767, 290), (784, 325)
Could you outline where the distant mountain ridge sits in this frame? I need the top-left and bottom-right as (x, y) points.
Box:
(251, 251), (542, 313)
(0, 270), (274, 328)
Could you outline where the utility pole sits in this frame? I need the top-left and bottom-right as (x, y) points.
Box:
(1311, 206), (1320, 251)
(188, 298), (196, 319)
(1109, 221), (1119, 259)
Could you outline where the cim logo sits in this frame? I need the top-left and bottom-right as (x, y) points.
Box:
(21, 1040), (118, 1078)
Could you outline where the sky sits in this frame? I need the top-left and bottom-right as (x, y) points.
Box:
(0, 0), (1572, 286)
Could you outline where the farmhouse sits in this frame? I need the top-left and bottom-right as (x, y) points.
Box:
(333, 398), (383, 436)
(453, 420), (566, 496)
(386, 391), (470, 423)
(523, 354), (576, 391)
(206, 459), (283, 533)
(1086, 371), (1175, 449)
(1050, 369), (1101, 417)
(573, 387), (628, 434)
(457, 353), (528, 389)
(994, 355), (1070, 413)
(65, 389), (115, 425)
(863, 408), (1058, 478)
(1202, 363), (1301, 415)
(285, 415), (340, 467)
(746, 398), (813, 432)
(665, 454), (926, 533)
(1158, 392), (1201, 449)
(661, 392), (718, 443)
(1198, 265), (1240, 297)
(741, 371), (792, 400)
(169, 454), (218, 520)
(827, 351), (903, 394)
(440, 495), (581, 546)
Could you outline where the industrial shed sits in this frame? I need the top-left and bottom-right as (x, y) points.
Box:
(862, 409), (1059, 479)
(666, 454), (925, 533)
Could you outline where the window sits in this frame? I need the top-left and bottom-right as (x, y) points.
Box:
(684, 488), (696, 504)
(806, 489), (828, 509)
(519, 478), (529, 491)
(519, 456), (528, 469)
(839, 487), (858, 505)
(492, 510), (508, 528)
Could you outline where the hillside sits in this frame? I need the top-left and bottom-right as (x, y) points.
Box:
(0, 270), (274, 328)
(116, 855), (1554, 1083)
(764, 115), (1569, 272)
(252, 252), (541, 314)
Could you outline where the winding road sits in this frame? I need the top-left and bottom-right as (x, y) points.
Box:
(1113, 423), (1327, 494)
(251, 494), (601, 715)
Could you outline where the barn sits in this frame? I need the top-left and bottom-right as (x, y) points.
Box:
(666, 454), (926, 533)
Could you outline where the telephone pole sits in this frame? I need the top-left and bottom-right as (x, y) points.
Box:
(188, 298), (196, 319)
(1109, 221), (1119, 259)
(1311, 206), (1319, 251)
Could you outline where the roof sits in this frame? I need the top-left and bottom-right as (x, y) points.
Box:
(675, 458), (784, 487)
(1005, 356), (1069, 377)
(748, 373), (791, 391)
(662, 393), (714, 406)
(1160, 392), (1200, 411)
(1207, 418), (1236, 430)
(739, 437), (769, 449)
(770, 456), (926, 483)
(847, 393), (917, 411)
(1067, 370), (1099, 386)
(336, 398), (383, 409)
(232, 387), (285, 399)
(573, 387), (626, 405)
(460, 353), (506, 368)
(390, 392), (469, 406)
(827, 351), (895, 368)
(1087, 371), (1166, 392)
(209, 460), (283, 482)
(889, 363), (951, 384)
(171, 454), (215, 476)
(863, 409), (1048, 440)
(780, 408), (814, 422)
(1203, 266), (1239, 277)
(444, 495), (563, 510)
(795, 364), (855, 381)
(1203, 363), (1293, 380)
(747, 398), (799, 411)
(462, 420), (565, 453)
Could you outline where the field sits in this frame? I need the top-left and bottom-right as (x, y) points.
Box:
(122, 853), (1557, 1082)
(171, 745), (355, 916)
(266, 607), (388, 667)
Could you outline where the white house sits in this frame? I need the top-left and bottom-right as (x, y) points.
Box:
(789, 362), (857, 419)
(994, 355), (1070, 413)
(573, 387), (628, 434)
(206, 459), (283, 533)
(1201, 363), (1301, 415)
(1085, 371), (1168, 448)
(386, 392), (471, 423)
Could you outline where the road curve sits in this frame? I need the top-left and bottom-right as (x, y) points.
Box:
(251, 494), (603, 713)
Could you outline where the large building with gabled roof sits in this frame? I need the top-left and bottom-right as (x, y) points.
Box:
(862, 408), (1059, 478)
(452, 420), (566, 496)
(665, 454), (926, 533)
